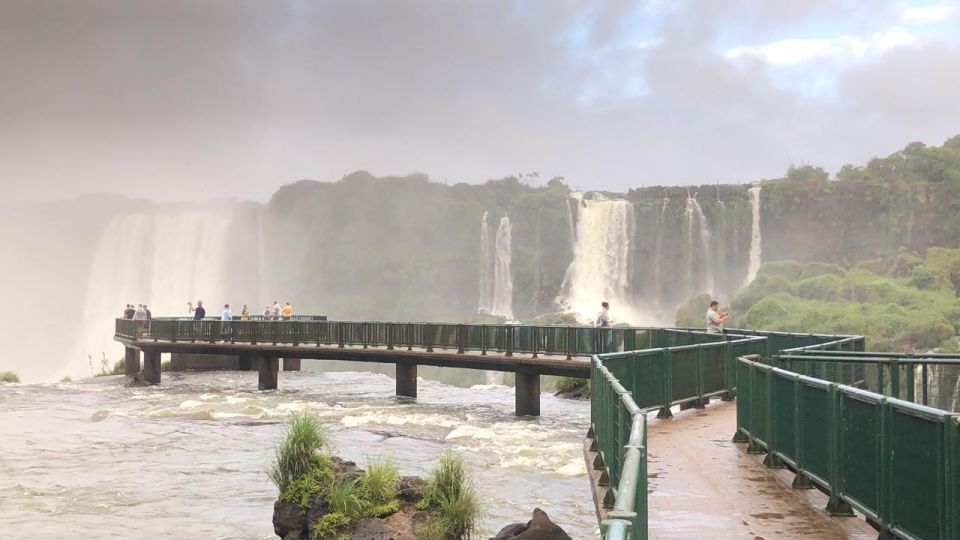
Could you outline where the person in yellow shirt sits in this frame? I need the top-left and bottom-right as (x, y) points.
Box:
(281, 302), (293, 321)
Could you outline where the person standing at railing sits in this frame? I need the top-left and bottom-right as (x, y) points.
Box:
(282, 302), (293, 321)
(272, 301), (281, 320)
(144, 305), (152, 320)
(263, 305), (272, 319)
(124, 304), (135, 319)
(595, 301), (611, 328)
(240, 305), (249, 320)
(133, 304), (146, 321)
(190, 299), (206, 320)
(707, 300), (728, 334)
(221, 303), (233, 339)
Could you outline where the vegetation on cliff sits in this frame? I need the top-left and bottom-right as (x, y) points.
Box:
(0, 371), (20, 383)
(682, 248), (960, 351)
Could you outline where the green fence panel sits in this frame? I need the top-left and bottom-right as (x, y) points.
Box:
(629, 353), (665, 410)
(837, 391), (881, 515)
(799, 383), (831, 485)
(736, 360), (752, 436)
(670, 348), (699, 403)
(772, 372), (797, 461)
(702, 345), (725, 395)
(887, 401), (949, 539)
(752, 365), (770, 445)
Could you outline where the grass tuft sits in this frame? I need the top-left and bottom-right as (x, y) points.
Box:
(268, 412), (331, 493)
(419, 452), (481, 539)
(359, 459), (400, 506)
(326, 477), (366, 519)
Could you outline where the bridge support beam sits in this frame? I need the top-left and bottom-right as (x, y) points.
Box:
(124, 347), (140, 377)
(238, 353), (254, 371)
(396, 362), (417, 398)
(143, 350), (162, 384)
(283, 358), (301, 371)
(258, 355), (279, 391)
(515, 372), (540, 417)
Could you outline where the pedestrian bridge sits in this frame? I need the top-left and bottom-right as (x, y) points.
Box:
(114, 319), (960, 538)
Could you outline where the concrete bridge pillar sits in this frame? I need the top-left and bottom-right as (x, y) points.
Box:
(124, 347), (140, 377)
(142, 350), (162, 384)
(396, 362), (417, 398)
(515, 372), (541, 417)
(258, 355), (279, 391)
(283, 358), (301, 371)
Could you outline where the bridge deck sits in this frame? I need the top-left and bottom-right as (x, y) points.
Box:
(120, 338), (592, 378)
(647, 401), (876, 539)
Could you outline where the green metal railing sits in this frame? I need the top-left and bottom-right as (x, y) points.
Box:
(736, 356), (960, 539)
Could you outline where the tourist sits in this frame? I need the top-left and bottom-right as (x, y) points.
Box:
(191, 299), (206, 320)
(707, 300), (728, 334)
(220, 303), (232, 339)
(272, 301), (281, 320)
(594, 301), (611, 328)
(124, 304), (135, 319)
(144, 305), (152, 320)
(282, 302), (293, 321)
(133, 304), (145, 320)
(263, 305), (272, 319)
(241, 304), (249, 320)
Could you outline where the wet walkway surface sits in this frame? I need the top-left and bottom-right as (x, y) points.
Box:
(647, 401), (877, 539)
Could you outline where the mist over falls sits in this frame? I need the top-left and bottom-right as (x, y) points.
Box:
(3, 169), (959, 381)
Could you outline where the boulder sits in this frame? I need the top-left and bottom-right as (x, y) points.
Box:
(491, 508), (572, 540)
(273, 500), (307, 539)
(398, 476), (428, 503)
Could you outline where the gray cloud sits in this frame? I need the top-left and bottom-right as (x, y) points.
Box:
(0, 0), (958, 201)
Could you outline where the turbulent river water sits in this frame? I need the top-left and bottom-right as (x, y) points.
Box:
(0, 367), (597, 539)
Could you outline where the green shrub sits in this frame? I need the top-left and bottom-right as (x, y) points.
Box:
(908, 265), (939, 290)
(898, 317), (955, 349)
(359, 459), (400, 506)
(368, 499), (401, 518)
(757, 260), (804, 281)
(59, 376), (71, 383)
(674, 293), (712, 328)
(798, 261), (846, 280)
(741, 293), (794, 329)
(732, 274), (794, 313)
(418, 452), (480, 539)
(326, 477), (366, 519)
(0, 371), (19, 383)
(280, 455), (335, 507)
(312, 512), (351, 539)
(889, 250), (922, 278)
(794, 274), (842, 301)
(554, 376), (588, 394)
(268, 412), (332, 493)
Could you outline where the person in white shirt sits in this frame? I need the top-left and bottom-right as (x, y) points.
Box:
(707, 300), (728, 334)
(221, 304), (233, 339)
(594, 301), (611, 328)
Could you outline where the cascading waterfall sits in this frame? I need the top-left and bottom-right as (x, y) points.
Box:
(565, 199), (576, 247)
(560, 195), (651, 324)
(477, 211), (494, 313)
(684, 194), (713, 297)
(745, 185), (763, 285)
(70, 211), (234, 378)
(652, 197), (669, 307)
(951, 373), (960, 412)
(490, 216), (514, 319)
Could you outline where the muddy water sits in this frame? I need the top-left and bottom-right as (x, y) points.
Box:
(0, 370), (597, 538)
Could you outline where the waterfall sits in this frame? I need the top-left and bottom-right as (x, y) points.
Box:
(684, 195), (713, 297)
(565, 199), (576, 247)
(559, 195), (652, 324)
(745, 185), (763, 285)
(491, 216), (514, 319)
(70, 210), (234, 378)
(477, 211), (493, 314)
(950, 373), (960, 412)
(652, 197), (669, 307)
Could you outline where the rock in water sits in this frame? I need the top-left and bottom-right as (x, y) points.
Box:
(490, 508), (573, 540)
(272, 500), (307, 539)
(397, 476), (427, 503)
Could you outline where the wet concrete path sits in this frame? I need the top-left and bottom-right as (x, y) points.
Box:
(646, 401), (877, 539)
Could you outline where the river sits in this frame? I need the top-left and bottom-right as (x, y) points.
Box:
(0, 367), (598, 538)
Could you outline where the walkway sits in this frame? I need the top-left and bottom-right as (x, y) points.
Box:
(646, 401), (876, 539)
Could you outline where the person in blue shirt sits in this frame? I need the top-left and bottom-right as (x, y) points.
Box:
(190, 299), (206, 320)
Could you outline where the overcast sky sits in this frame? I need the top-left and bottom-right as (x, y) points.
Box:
(1, 0), (959, 202)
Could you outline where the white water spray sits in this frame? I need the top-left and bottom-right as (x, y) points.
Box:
(478, 211), (493, 313)
(745, 185), (763, 285)
(491, 216), (514, 319)
(560, 195), (651, 324)
(652, 196), (669, 305)
(684, 195), (713, 296)
(70, 211), (234, 378)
